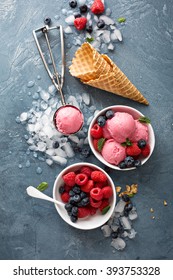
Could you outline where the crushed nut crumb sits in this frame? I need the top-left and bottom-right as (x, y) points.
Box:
(150, 208), (154, 213)
(163, 200), (167, 206)
(116, 186), (121, 193)
(119, 184), (138, 197)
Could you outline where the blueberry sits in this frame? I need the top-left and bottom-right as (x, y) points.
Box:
(86, 25), (93, 33)
(124, 203), (133, 212)
(59, 186), (65, 194)
(138, 139), (146, 148)
(118, 161), (126, 169)
(134, 159), (141, 167)
(73, 194), (81, 203)
(65, 203), (73, 212)
(69, 197), (76, 205)
(69, 190), (75, 197)
(121, 194), (130, 202)
(81, 197), (90, 206)
(111, 232), (118, 239)
(70, 215), (78, 223)
(44, 17), (51, 25)
(74, 13), (81, 19)
(53, 141), (59, 149)
(79, 4), (88, 13)
(97, 19), (105, 29)
(72, 186), (81, 194)
(69, 0), (77, 8)
(80, 191), (87, 199)
(105, 110), (114, 119)
(97, 115), (106, 127)
(81, 147), (91, 158)
(71, 206), (78, 216)
(124, 156), (135, 168)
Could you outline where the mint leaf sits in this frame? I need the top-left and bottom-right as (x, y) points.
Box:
(86, 37), (94, 43)
(138, 116), (151, 124)
(117, 17), (126, 23)
(128, 193), (135, 198)
(36, 182), (48, 192)
(98, 138), (105, 152)
(121, 138), (132, 147)
(102, 205), (110, 215)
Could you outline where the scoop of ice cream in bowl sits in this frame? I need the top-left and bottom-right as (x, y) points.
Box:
(88, 105), (155, 171)
(53, 162), (116, 230)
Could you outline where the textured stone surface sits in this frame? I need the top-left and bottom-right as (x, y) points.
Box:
(0, 0), (173, 260)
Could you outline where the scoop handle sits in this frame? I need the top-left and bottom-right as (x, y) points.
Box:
(26, 186), (64, 206)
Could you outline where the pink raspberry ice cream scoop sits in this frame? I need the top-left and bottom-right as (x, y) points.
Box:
(101, 139), (126, 165)
(131, 120), (149, 142)
(106, 112), (136, 143)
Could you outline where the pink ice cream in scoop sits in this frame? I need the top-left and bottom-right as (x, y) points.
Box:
(101, 139), (126, 165)
(106, 112), (135, 143)
(131, 120), (149, 142)
(102, 122), (112, 139)
(54, 105), (83, 134)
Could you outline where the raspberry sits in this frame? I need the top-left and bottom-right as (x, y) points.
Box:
(81, 180), (94, 192)
(90, 197), (102, 208)
(90, 123), (103, 139)
(141, 144), (150, 157)
(93, 139), (99, 152)
(87, 205), (97, 215)
(64, 184), (73, 192)
(91, 170), (107, 182)
(75, 173), (88, 186)
(74, 17), (87, 30)
(94, 182), (106, 188)
(102, 186), (113, 199)
(126, 142), (141, 157)
(61, 192), (70, 203)
(78, 207), (90, 218)
(80, 166), (92, 177)
(90, 187), (103, 201)
(99, 199), (109, 211)
(63, 172), (76, 187)
(91, 0), (105, 15)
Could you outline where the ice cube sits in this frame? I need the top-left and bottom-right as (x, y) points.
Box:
(101, 225), (112, 237)
(27, 138), (34, 145)
(120, 216), (132, 230)
(111, 225), (119, 232)
(108, 43), (114, 51)
(52, 156), (67, 166)
(27, 124), (35, 132)
(61, 8), (67, 16)
(55, 147), (67, 158)
(78, 0), (86, 5)
(37, 142), (47, 152)
(46, 149), (56, 157)
(129, 211), (138, 220)
(100, 15), (114, 25)
(106, 8), (112, 16)
(19, 112), (28, 122)
(67, 96), (80, 108)
(114, 199), (126, 213)
(46, 158), (53, 166)
(62, 142), (74, 158)
(42, 125), (55, 138)
(45, 107), (52, 116)
(48, 85), (56, 94)
(93, 15), (99, 23)
(87, 116), (93, 125)
(40, 90), (50, 101)
(102, 30), (111, 43)
(40, 101), (48, 110)
(65, 15), (75, 25)
(110, 31), (118, 42)
(127, 228), (137, 239)
(114, 29), (123, 41)
(64, 26), (73, 34)
(82, 92), (90, 105)
(111, 237), (126, 251)
(68, 135), (80, 144)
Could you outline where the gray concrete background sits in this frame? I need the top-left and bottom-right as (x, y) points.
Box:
(0, 0), (173, 260)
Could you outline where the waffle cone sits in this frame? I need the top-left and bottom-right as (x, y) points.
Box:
(69, 43), (149, 105)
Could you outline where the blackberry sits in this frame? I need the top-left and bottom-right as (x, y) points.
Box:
(111, 232), (118, 239)
(80, 191), (87, 199)
(53, 141), (59, 149)
(72, 186), (81, 194)
(80, 197), (90, 206)
(65, 203), (73, 212)
(81, 147), (91, 158)
(70, 215), (78, 223)
(86, 25), (93, 33)
(69, 190), (75, 197)
(71, 206), (78, 216)
(134, 159), (141, 167)
(124, 203), (133, 212)
(118, 161), (126, 169)
(121, 194), (130, 202)
(74, 13), (81, 19)
(73, 194), (81, 203)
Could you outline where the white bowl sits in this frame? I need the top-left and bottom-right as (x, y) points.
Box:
(53, 162), (116, 230)
(88, 105), (155, 171)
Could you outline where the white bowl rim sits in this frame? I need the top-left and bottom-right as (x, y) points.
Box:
(88, 105), (155, 171)
(53, 162), (116, 230)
